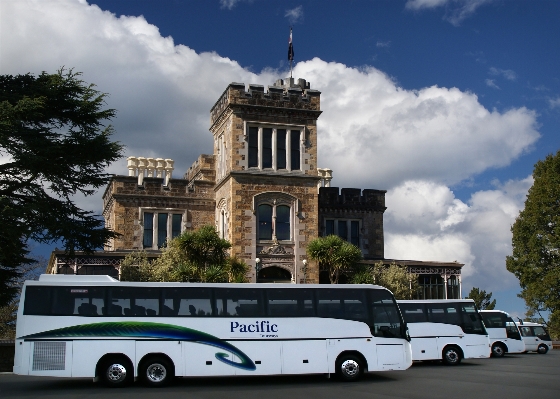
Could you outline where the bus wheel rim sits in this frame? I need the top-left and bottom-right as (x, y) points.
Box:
(147, 363), (167, 382)
(107, 364), (127, 382)
(341, 359), (359, 376)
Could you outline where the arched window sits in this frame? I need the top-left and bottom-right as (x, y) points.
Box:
(255, 195), (296, 242)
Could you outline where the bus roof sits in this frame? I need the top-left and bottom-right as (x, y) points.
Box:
(28, 274), (389, 290)
(397, 299), (475, 304)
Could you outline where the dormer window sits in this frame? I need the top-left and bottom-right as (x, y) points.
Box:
(247, 125), (302, 171)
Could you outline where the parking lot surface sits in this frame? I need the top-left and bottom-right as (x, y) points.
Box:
(1, 351), (559, 399)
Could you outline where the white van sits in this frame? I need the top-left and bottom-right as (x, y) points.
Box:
(518, 321), (553, 354)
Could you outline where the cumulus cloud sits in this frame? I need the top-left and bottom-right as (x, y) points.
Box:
(2, 0), (540, 294)
(549, 97), (560, 109)
(285, 6), (304, 24)
(219, 0), (251, 10)
(385, 177), (533, 291)
(405, 0), (493, 26)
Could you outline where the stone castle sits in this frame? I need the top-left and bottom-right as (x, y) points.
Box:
(48, 77), (463, 298)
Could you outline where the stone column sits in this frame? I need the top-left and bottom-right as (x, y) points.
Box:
(137, 157), (147, 185)
(127, 156), (138, 176)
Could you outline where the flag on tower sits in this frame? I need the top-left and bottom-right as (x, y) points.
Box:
(288, 28), (294, 61)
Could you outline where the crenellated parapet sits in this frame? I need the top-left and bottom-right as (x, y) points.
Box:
(210, 77), (321, 127)
(318, 187), (387, 212)
(185, 154), (216, 183)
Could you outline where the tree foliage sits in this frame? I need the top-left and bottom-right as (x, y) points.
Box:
(506, 150), (560, 336)
(351, 262), (419, 299)
(120, 225), (249, 283)
(306, 235), (363, 284)
(0, 68), (124, 306)
(465, 287), (496, 310)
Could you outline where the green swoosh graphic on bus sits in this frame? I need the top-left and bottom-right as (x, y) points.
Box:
(22, 321), (256, 371)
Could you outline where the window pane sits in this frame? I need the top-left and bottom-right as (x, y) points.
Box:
(172, 214), (182, 238)
(23, 286), (52, 315)
(290, 130), (300, 170)
(50, 287), (106, 316)
(157, 213), (168, 247)
(143, 212), (153, 248)
(338, 220), (348, 241)
(162, 287), (213, 316)
(277, 129), (286, 169)
(276, 205), (290, 240)
(262, 128), (272, 168)
(317, 289), (367, 322)
(399, 303), (428, 323)
(215, 288), (265, 317)
(426, 303), (461, 325)
(266, 288), (315, 317)
(107, 287), (160, 317)
(350, 221), (359, 246)
(369, 289), (405, 338)
(325, 220), (334, 236)
(460, 303), (486, 334)
(258, 204), (272, 240)
(248, 127), (258, 167)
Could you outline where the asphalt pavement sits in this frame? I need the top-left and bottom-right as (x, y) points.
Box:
(1, 350), (559, 399)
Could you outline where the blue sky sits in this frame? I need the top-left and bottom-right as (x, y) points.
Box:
(2, 0), (559, 318)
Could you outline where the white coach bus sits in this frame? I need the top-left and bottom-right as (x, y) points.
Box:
(13, 275), (412, 387)
(397, 300), (490, 365)
(479, 310), (525, 357)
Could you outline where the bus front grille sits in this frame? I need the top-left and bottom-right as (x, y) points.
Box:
(32, 341), (66, 371)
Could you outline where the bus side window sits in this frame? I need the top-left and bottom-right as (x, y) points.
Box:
(23, 286), (52, 315)
(162, 287), (213, 317)
(214, 288), (265, 317)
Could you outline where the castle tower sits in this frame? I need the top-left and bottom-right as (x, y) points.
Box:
(209, 78), (322, 283)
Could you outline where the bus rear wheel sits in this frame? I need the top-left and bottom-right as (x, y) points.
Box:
(491, 343), (506, 358)
(100, 356), (133, 387)
(442, 346), (462, 366)
(336, 354), (364, 382)
(537, 344), (549, 354)
(140, 356), (174, 387)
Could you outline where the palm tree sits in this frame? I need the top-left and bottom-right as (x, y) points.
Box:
(306, 235), (362, 284)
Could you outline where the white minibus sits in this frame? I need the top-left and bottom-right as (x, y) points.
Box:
(518, 321), (553, 354)
(13, 275), (412, 387)
(479, 310), (525, 357)
(398, 299), (490, 365)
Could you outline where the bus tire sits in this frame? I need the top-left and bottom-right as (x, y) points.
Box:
(491, 343), (506, 358)
(140, 356), (174, 387)
(335, 354), (363, 382)
(537, 344), (549, 354)
(442, 346), (462, 366)
(100, 356), (133, 387)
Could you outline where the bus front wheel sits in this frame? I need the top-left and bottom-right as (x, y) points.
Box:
(491, 343), (506, 358)
(140, 356), (174, 387)
(442, 346), (462, 366)
(537, 344), (549, 354)
(335, 354), (363, 382)
(100, 356), (133, 387)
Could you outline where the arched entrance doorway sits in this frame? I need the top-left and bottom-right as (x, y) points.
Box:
(258, 266), (292, 283)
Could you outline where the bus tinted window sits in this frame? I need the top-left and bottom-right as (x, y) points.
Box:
(107, 287), (160, 317)
(215, 288), (265, 317)
(316, 289), (368, 322)
(369, 290), (404, 338)
(266, 288), (315, 317)
(426, 303), (461, 325)
(162, 287), (213, 316)
(480, 312), (504, 328)
(460, 304), (485, 334)
(23, 286), (52, 315)
(398, 303), (428, 323)
(51, 287), (105, 316)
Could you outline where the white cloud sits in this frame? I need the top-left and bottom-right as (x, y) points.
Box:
(219, 0), (251, 10)
(489, 67), (517, 81)
(549, 97), (560, 109)
(486, 79), (500, 89)
(385, 177), (533, 292)
(2, 0), (540, 296)
(405, 0), (493, 26)
(285, 6), (304, 24)
(376, 40), (391, 48)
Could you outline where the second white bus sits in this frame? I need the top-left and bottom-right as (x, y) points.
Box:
(479, 310), (525, 357)
(398, 299), (490, 365)
(14, 275), (412, 387)
(518, 321), (553, 354)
